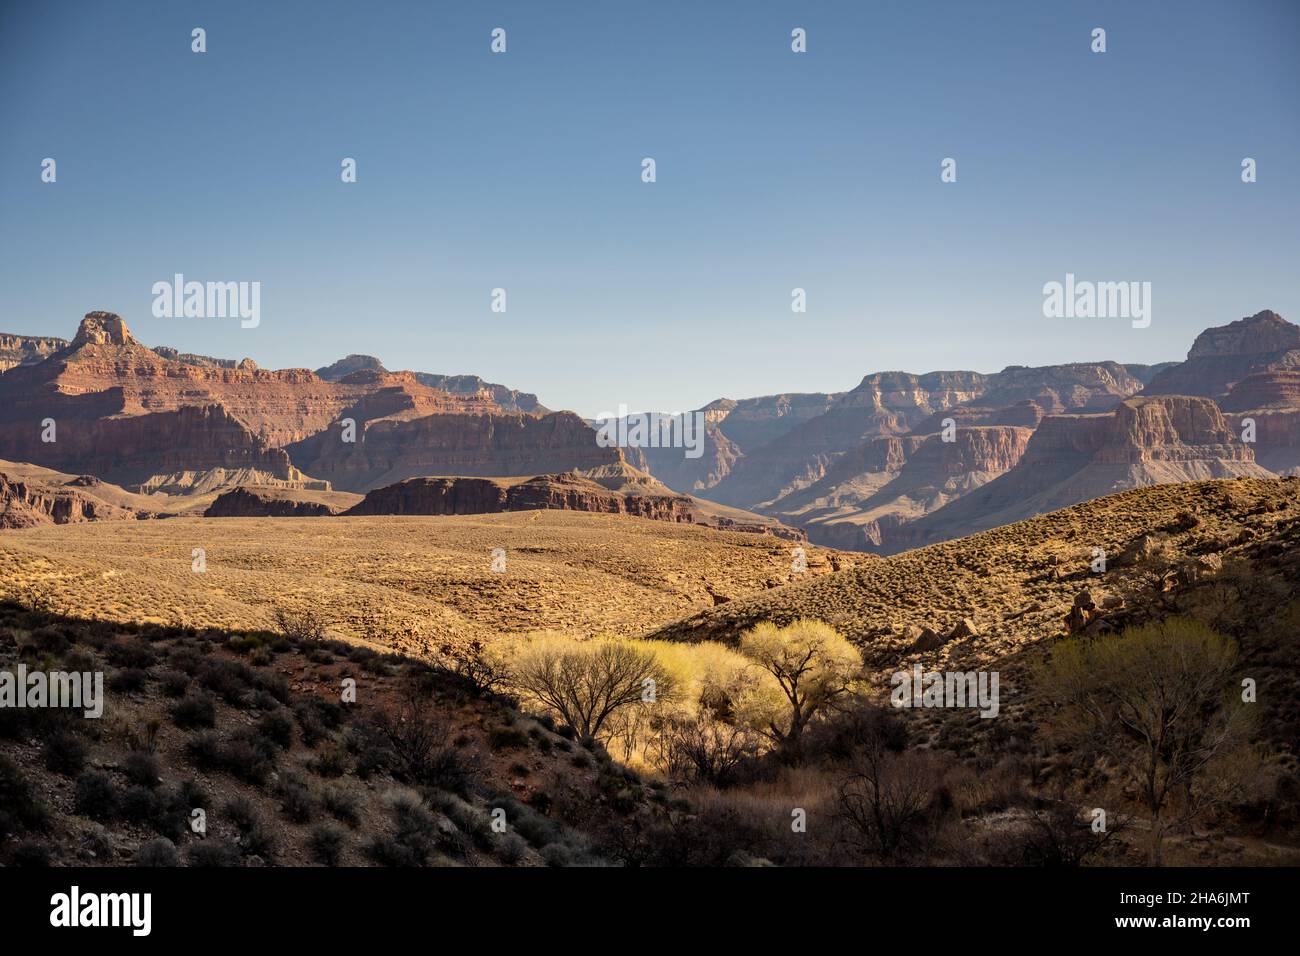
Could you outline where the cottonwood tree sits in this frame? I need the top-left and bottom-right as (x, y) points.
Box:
(735, 619), (862, 756)
(1036, 617), (1254, 864)
(511, 639), (674, 741)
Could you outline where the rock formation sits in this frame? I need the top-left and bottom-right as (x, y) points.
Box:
(893, 396), (1272, 551)
(343, 472), (696, 521)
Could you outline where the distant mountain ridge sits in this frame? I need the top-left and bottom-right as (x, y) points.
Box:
(4, 308), (1298, 553)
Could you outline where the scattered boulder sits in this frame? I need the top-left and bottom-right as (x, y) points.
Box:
(909, 627), (948, 652)
(1065, 590), (1101, 634)
(1175, 553), (1223, 586)
(1115, 533), (1169, 568)
(947, 618), (980, 641)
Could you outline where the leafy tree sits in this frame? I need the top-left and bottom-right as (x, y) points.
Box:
(1035, 617), (1254, 864)
(735, 619), (862, 756)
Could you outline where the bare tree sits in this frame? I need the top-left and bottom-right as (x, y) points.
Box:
(436, 638), (510, 696)
(657, 714), (760, 785)
(510, 640), (673, 741)
(838, 733), (937, 861)
(273, 607), (327, 642)
(367, 678), (473, 790)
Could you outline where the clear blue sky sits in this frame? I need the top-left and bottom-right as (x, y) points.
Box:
(2, 0), (1297, 417)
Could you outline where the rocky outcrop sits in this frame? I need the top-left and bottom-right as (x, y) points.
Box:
(152, 346), (239, 368)
(285, 410), (626, 493)
(0, 313), (507, 490)
(974, 362), (1144, 414)
(0, 402), (310, 493)
(0, 332), (66, 372)
(344, 472), (696, 521)
(0, 470), (152, 528)
(1143, 310), (1300, 399)
(204, 487), (349, 517)
(315, 353), (548, 414)
(775, 426), (1035, 551)
(704, 364), (1144, 512)
(895, 396), (1272, 551)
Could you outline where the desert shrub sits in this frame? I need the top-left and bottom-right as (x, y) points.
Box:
(224, 796), (275, 859)
(124, 717), (162, 755)
(179, 778), (209, 810)
(489, 724), (530, 750)
(31, 624), (71, 655)
(309, 744), (349, 778)
(436, 638), (510, 695)
(540, 843), (578, 867)
(168, 646), (206, 676)
(43, 729), (89, 776)
(321, 784), (362, 827)
(838, 744), (941, 862)
(74, 770), (121, 822)
(172, 691), (217, 729)
(108, 667), (149, 693)
(147, 787), (193, 841)
(497, 832), (528, 865)
(184, 731), (223, 770)
(187, 841), (241, 867)
(293, 697), (345, 747)
(62, 647), (98, 673)
(433, 793), (493, 850)
(158, 669), (190, 697)
(309, 822), (348, 866)
(196, 659), (258, 708)
(120, 785), (159, 824)
(637, 804), (767, 867)
(223, 794), (260, 832)
(257, 709), (294, 749)
(10, 839), (53, 867)
(220, 730), (277, 785)
(253, 670), (290, 705)
(107, 639), (157, 669)
(492, 796), (561, 849)
(274, 607), (327, 642)
(276, 773), (318, 823)
(365, 681), (475, 792)
(134, 837), (180, 867)
(598, 763), (644, 813)
(657, 715), (760, 785)
(0, 756), (50, 833)
(804, 698), (909, 763)
(364, 789), (439, 866)
(226, 635), (264, 656)
(124, 750), (161, 788)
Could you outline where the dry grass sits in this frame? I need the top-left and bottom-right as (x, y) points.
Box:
(0, 511), (848, 657)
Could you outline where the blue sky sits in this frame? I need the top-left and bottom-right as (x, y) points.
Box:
(1, 0), (1297, 417)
